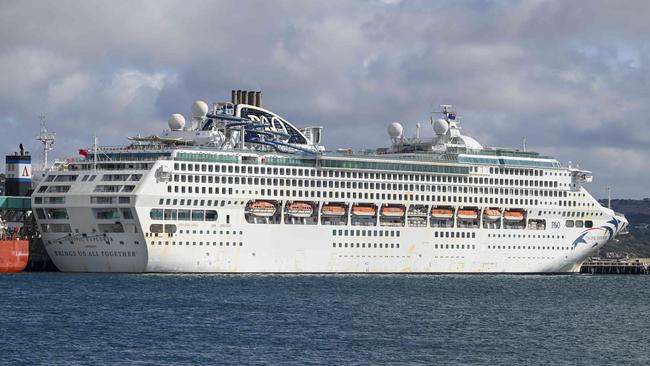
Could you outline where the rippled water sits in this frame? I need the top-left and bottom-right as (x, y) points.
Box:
(1, 273), (648, 365)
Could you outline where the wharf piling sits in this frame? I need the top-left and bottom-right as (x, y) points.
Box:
(580, 257), (650, 275)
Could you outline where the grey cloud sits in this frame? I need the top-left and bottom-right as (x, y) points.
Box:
(1, 0), (649, 197)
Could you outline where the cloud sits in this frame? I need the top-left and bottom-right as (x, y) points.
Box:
(104, 70), (169, 113)
(0, 0), (649, 198)
(0, 48), (74, 101)
(47, 72), (90, 107)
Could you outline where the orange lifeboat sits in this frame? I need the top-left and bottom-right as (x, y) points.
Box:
(352, 205), (376, 216)
(287, 202), (313, 218)
(381, 206), (405, 217)
(457, 209), (478, 220)
(483, 209), (502, 221)
(430, 208), (453, 219)
(248, 201), (276, 217)
(503, 210), (525, 221)
(321, 204), (346, 216)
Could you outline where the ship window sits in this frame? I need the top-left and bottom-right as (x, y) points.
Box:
(48, 223), (72, 233)
(149, 224), (163, 233)
(150, 208), (163, 220)
(45, 208), (69, 220)
(54, 175), (78, 182)
(94, 208), (120, 220)
(163, 209), (177, 220)
(164, 224), (177, 234)
(99, 223), (124, 233)
(48, 185), (71, 193)
(205, 210), (218, 221)
(35, 208), (46, 219)
(565, 220), (574, 228)
(122, 209), (134, 220)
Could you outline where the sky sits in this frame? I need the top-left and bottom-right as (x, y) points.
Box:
(1, 0), (649, 198)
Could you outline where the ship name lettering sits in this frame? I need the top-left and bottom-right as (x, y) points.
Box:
(53, 250), (135, 257)
(54, 250), (78, 257)
(101, 251), (136, 257)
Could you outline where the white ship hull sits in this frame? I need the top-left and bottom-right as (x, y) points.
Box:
(40, 167), (626, 273)
(48, 227), (602, 273)
(44, 225), (612, 273)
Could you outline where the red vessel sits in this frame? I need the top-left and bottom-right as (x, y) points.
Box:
(0, 227), (29, 273)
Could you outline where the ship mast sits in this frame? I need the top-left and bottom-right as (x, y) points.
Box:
(35, 114), (56, 171)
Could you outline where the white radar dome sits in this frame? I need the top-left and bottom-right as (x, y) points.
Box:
(191, 100), (209, 118)
(168, 113), (186, 131)
(433, 118), (449, 136)
(387, 122), (404, 139)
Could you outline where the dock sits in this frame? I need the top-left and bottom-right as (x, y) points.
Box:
(580, 257), (650, 274)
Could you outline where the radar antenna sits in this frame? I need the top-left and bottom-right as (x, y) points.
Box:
(35, 114), (56, 170)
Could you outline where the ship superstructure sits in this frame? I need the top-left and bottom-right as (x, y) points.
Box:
(32, 90), (627, 272)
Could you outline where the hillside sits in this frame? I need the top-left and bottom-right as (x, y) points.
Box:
(598, 199), (650, 258)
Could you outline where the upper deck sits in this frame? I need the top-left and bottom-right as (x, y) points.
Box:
(51, 91), (570, 177)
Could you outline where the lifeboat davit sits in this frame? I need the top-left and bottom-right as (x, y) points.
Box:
(407, 205), (428, 217)
(457, 209), (478, 220)
(430, 208), (453, 219)
(483, 209), (502, 221)
(503, 210), (525, 221)
(287, 202), (313, 218)
(248, 201), (276, 217)
(381, 206), (405, 217)
(352, 205), (376, 216)
(408, 217), (427, 226)
(321, 204), (346, 216)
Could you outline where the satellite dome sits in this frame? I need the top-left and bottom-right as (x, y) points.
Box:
(387, 122), (403, 139)
(191, 100), (209, 118)
(433, 119), (449, 136)
(168, 113), (186, 131)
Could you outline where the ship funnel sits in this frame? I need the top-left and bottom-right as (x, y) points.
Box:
(241, 90), (248, 105)
(231, 89), (262, 106)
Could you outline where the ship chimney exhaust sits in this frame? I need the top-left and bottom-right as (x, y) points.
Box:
(231, 89), (261, 106)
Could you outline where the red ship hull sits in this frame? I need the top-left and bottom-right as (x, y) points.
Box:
(0, 240), (29, 272)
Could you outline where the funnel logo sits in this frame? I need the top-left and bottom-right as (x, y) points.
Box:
(22, 166), (30, 177)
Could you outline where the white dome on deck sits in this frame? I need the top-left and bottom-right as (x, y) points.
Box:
(387, 122), (403, 139)
(191, 100), (209, 118)
(168, 113), (186, 131)
(433, 119), (449, 135)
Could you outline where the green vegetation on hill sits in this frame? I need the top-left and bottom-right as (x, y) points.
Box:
(597, 199), (650, 258)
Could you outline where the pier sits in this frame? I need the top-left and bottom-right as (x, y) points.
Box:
(580, 257), (650, 274)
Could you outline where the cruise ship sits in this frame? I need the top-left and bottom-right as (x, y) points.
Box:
(32, 90), (627, 273)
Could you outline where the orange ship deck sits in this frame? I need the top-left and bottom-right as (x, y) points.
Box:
(0, 240), (29, 273)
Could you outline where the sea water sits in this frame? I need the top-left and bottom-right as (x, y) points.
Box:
(0, 273), (648, 365)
